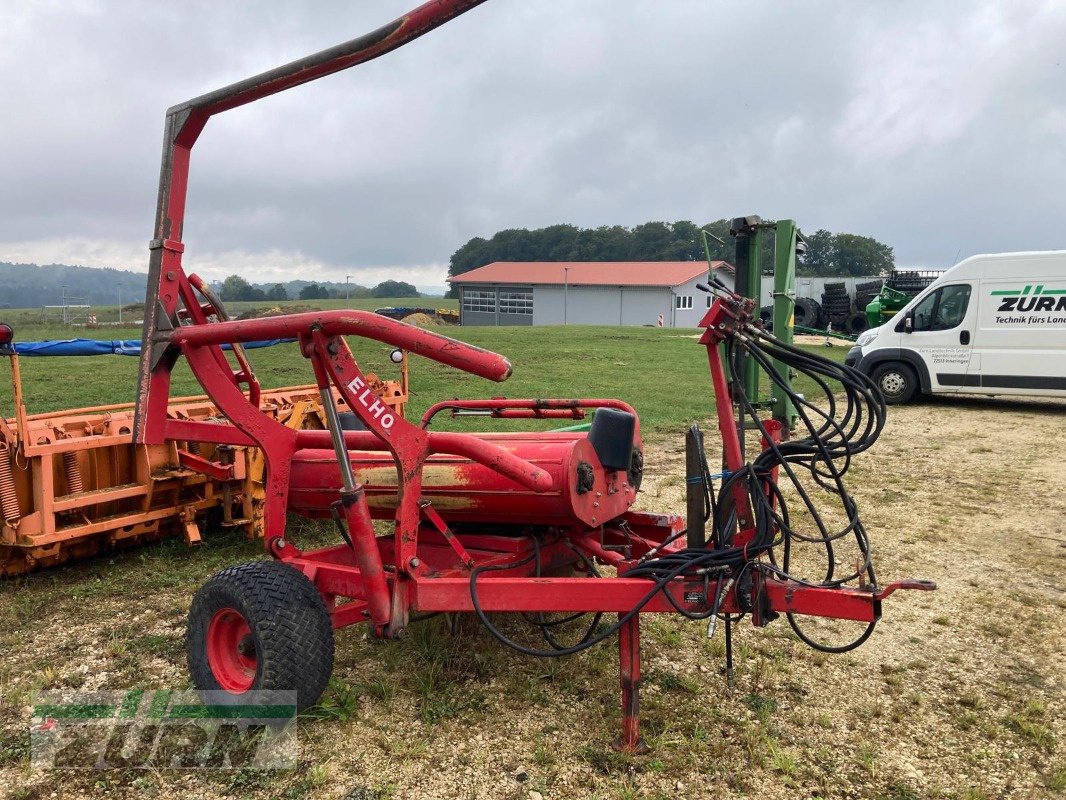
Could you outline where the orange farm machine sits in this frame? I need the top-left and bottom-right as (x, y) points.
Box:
(11, 0), (935, 751)
(0, 329), (407, 576)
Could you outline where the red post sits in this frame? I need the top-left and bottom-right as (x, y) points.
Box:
(612, 613), (649, 754)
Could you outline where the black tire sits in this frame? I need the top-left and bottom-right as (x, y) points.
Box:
(759, 305), (774, 327)
(870, 362), (919, 405)
(846, 312), (870, 335)
(821, 299), (852, 313)
(187, 560), (335, 712)
(795, 298), (819, 327)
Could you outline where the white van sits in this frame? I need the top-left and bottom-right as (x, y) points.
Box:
(846, 251), (1066, 403)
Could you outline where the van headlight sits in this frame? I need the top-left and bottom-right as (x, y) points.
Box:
(856, 329), (877, 347)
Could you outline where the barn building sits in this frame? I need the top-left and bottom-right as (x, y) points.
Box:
(448, 261), (735, 327)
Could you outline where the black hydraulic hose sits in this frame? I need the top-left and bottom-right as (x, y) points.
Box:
(468, 322), (887, 658)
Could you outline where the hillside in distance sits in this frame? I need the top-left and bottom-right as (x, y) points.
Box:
(0, 262), (431, 308)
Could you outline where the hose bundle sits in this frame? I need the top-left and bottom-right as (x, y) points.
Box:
(470, 321), (888, 656)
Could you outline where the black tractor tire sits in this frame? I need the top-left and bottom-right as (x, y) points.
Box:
(759, 305), (774, 328)
(870, 362), (919, 405)
(846, 312), (870, 335)
(187, 560), (335, 712)
(794, 298), (820, 327)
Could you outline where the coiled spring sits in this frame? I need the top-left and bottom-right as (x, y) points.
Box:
(0, 443), (20, 522)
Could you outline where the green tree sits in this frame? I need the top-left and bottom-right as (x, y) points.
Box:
(371, 280), (419, 298)
(574, 225), (632, 261)
(798, 229), (834, 275)
(444, 220), (894, 292)
(832, 233), (894, 276)
(798, 231), (893, 276)
(630, 221), (673, 260)
(298, 283), (328, 300)
(697, 219), (734, 262)
(267, 283), (288, 301)
(219, 274), (252, 302)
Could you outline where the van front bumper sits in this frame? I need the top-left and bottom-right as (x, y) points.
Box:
(845, 345), (863, 370)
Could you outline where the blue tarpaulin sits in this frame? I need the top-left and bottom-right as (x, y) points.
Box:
(11, 338), (296, 357)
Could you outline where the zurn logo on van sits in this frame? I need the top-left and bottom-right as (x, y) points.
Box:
(993, 284), (1066, 313)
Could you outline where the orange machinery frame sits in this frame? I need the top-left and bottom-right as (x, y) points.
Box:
(0, 349), (406, 576)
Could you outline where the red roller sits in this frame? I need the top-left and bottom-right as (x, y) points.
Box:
(288, 433), (640, 527)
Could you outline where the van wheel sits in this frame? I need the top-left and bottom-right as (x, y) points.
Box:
(871, 362), (918, 404)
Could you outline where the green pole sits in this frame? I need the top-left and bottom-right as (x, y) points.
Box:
(729, 216), (762, 401)
(771, 220), (798, 427)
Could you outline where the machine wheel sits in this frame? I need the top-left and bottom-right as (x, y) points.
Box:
(870, 362), (918, 405)
(846, 312), (870, 335)
(187, 560), (334, 711)
(795, 298), (820, 327)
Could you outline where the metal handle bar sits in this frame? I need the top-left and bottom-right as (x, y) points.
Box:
(420, 398), (640, 429)
(171, 310), (512, 383)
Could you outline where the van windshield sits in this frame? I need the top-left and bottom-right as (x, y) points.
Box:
(911, 284), (971, 331)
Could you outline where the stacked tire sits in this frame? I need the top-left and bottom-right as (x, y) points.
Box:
(820, 282), (852, 328)
(854, 280), (883, 313)
(886, 270), (940, 294)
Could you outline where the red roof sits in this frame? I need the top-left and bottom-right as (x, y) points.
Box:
(447, 261), (733, 288)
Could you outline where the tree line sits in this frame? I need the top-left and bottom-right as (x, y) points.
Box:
(0, 262), (422, 310)
(0, 262), (149, 309)
(217, 275), (419, 303)
(447, 221), (895, 294)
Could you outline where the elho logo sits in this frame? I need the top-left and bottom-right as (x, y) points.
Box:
(993, 284), (1066, 312)
(345, 375), (396, 429)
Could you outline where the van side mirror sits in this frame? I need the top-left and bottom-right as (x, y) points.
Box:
(903, 314), (913, 334)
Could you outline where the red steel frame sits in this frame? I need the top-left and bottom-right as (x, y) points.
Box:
(134, 0), (933, 750)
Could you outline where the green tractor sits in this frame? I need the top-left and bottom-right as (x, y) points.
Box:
(864, 270), (944, 328)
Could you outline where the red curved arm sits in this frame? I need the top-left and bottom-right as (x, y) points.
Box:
(133, 0), (491, 443)
(169, 310), (512, 383)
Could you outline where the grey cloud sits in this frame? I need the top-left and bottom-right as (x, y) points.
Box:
(1, 0), (1063, 288)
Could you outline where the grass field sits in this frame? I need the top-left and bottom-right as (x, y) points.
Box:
(1, 312), (1062, 800)
(0, 312), (843, 436)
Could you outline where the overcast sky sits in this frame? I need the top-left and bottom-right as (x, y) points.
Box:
(2, 1), (1064, 292)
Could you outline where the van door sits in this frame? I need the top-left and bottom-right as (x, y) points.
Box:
(900, 282), (976, 393)
(975, 276), (1066, 396)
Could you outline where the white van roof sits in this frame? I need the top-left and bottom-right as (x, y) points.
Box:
(935, 250), (1066, 282)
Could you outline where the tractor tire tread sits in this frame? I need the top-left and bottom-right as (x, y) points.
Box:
(187, 560), (335, 712)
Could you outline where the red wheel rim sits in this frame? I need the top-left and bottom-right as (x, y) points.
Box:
(206, 608), (257, 692)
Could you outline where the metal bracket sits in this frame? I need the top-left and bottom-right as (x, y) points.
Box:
(419, 500), (475, 569)
(149, 302), (177, 371)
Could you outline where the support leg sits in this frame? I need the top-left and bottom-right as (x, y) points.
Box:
(611, 613), (649, 754)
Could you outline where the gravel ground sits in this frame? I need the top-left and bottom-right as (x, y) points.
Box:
(1, 394), (1063, 800)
